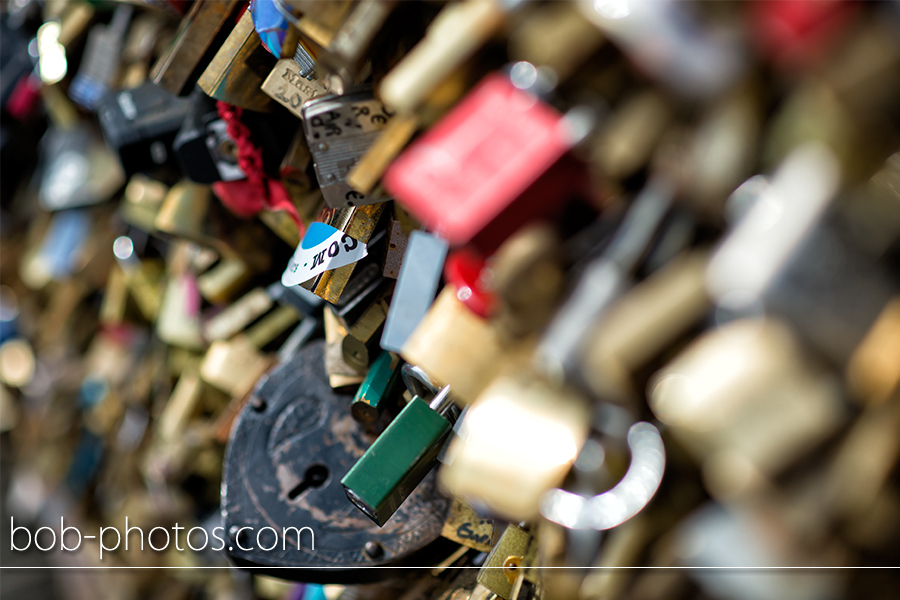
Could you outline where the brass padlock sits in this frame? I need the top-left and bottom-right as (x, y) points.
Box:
(402, 285), (518, 405)
(323, 305), (366, 389)
(282, 0), (355, 49)
(261, 57), (330, 119)
(475, 524), (535, 600)
(439, 373), (591, 521)
(297, 203), (386, 304)
(197, 11), (277, 112)
(378, 0), (507, 114)
(316, 0), (397, 88)
(151, 0), (241, 96)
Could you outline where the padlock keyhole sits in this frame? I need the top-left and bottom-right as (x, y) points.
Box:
(288, 464), (330, 500)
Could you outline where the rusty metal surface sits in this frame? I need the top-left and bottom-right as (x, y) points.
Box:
(222, 341), (452, 582)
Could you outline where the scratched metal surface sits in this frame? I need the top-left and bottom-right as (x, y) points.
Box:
(222, 340), (452, 582)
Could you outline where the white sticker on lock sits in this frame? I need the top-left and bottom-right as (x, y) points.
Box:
(282, 222), (368, 286)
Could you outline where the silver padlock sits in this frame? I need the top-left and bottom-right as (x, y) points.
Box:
(301, 90), (392, 209)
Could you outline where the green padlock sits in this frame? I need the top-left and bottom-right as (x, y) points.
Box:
(342, 385), (456, 526)
(350, 350), (401, 424)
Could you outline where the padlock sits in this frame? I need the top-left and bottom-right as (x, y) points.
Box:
(708, 144), (899, 367)
(475, 524), (534, 600)
(345, 113), (419, 197)
(378, 0), (507, 115)
(341, 294), (389, 372)
(275, 139), (316, 223)
(580, 251), (709, 400)
(37, 124), (126, 212)
(243, 303), (302, 350)
(668, 503), (840, 598)
(98, 263), (129, 326)
(202, 287), (275, 342)
(196, 10), (277, 112)
(440, 373), (590, 522)
(172, 91), (245, 184)
(68, 3), (133, 110)
(199, 334), (274, 400)
(195, 256), (252, 305)
(282, 0), (356, 49)
(380, 230), (448, 354)
(591, 90), (672, 182)
(842, 151), (900, 261)
(484, 223), (565, 340)
(155, 364), (203, 443)
(267, 280), (324, 318)
(294, 203), (387, 304)
(649, 318), (846, 495)
(154, 180), (272, 276)
(381, 208), (419, 280)
(846, 297), (900, 404)
(682, 85), (760, 215)
(96, 81), (194, 175)
(156, 253), (203, 351)
(383, 71), (586, 253)
(315, 0), (397, 89)
(118, 11), (167, 90)
(109, 235), (164, 323)
(507, 1), (604, 82)
(350, 350), (402, 425)
(329, 257), (392, 331)
(540, 421), (666, 531)
(323, 305), (366, 388)
(120, 175), (169, 232)
(261, 56), (331, 119)
(342, 384), (458, 526)
(301, 90), (393, 209)
(577, 0), (744, 99)
(154, 180), (213, 243)
(401, 285), (514, 405)
(150, 0), (242, 96)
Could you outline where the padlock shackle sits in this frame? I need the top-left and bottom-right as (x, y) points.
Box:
(401, 363), (440, 401)
(427, 385), (454, 416)
(539, 422), (665, 531)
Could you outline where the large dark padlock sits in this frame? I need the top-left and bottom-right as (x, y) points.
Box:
(222, 340), (454, 582)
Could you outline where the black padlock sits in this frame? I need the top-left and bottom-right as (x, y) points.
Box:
(96, 81), (194, 175)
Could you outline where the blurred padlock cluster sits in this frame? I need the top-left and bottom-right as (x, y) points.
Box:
(2, 1), (900, 600)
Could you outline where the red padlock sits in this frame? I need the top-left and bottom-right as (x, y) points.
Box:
(384, 72), (585, 254)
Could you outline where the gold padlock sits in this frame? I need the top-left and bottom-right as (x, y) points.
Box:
(439, 372), (591, 522)
(197, 11), (276, 112)
(402, 285), (520, 404)
(151, 0), (241, 96)
(261, 57), (331, 119)
(475, 524), (534, 600)
(300, 203), (385, 304)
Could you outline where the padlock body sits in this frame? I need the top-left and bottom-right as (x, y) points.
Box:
(342, 396), (451, 526)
